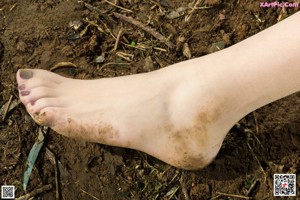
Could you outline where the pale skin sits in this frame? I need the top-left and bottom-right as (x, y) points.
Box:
(16, 12), (300, 170)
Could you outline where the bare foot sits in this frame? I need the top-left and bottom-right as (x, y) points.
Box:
(16, 12), (300, 170)
(16, 64), (234, 170)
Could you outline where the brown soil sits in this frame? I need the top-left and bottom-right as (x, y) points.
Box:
(0, 0), (299, 199)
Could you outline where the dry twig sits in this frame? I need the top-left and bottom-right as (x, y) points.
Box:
(79, 1), (115, 25)
(99, 62), (131, 71)
(247, 143), (267, 182)
(252, 112), (259, 134)
(185, 0), (204, 22)
(114, 27), (123, 51)
(99, 19), (118, 41)
(215, 191), (252, 199)
(246, 180), (258, 197)
(252, 112), (263, 148)
(179, 171), (190, 200)
(104, 0), (133, 13)
(16, 184), (53, 200)
(113, 12), (175, 49)
(50, 62), (77, 72)
(80, 188), (100, 200)
(116, 51), (134, 61)
(82, 19), (105, 33)
(54, 156), (60, 200)
(9, 3), (17, 12)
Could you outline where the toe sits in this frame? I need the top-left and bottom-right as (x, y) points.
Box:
(30, 69), (64, 83)
(20, 87), (57, 105)
(18, 78), (59, 91)
(31, 107), (60, 127)
(16, 69), (64, 86)
(16, 69), (33, 86)
(26, 97), (64, 114)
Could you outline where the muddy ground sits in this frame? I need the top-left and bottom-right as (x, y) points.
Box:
(0, 0), (299, 199)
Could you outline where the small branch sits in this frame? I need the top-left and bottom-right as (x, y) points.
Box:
(104, 0), (133, 13)
(116, 51), (134, 61)
(113, 12), (175, 49)
(9, 3), (17, 12)
(252, 112), (263, 148)
(179, 171), (190, 200)
(99, 62), (131, 71)
(252, 112), (259, 134)
(80, 188), (100, 200)
(82, 19), (105, 33)
(247, 143), (267, 183)
(99, 19), (117, 40)
(54, 156), (60, 200)
(16, 184), (53, 200)
(246, 180), (258, 197)
(114, 27), (123, 51)
(216, 191), (252, 200)
(79, 1), (116, 25)
(185, 0), (204, 22)
(50, 62), (77, 72)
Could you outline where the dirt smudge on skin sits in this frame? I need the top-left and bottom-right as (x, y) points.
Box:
(56, 117), (120, 146)
(98, 124), (120, 142)
(168, 100), (224, 169)
(33, 111), (53, 127)
(181, 153), (210, 170)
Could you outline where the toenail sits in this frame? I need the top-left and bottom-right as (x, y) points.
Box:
(18, 84), (26, 90)
(20, 91), (30, 96)
(19, 69), (33, 79)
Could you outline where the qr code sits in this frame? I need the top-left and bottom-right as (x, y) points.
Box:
(274, 174), (296, 196)
(1, 185), (15, 199)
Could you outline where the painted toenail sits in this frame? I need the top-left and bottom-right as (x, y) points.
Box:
(20, 91), (30, 96)
(18, 84), (26, 90)
(19, 69), (33, 79)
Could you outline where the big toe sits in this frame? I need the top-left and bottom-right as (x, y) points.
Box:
(16, 69), (65, 125)
(17, 69), (60, 105)
(16, 69), (63, 85)
(16, 69), (34, 85)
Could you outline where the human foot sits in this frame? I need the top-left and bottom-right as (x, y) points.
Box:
(16, 67), (234, 170)
(16, 12), (300, 170)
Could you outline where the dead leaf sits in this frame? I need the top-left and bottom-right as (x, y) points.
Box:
(143, 56), (154, 72)
(0, 98), (20, 121)
(183, 42), (192, 59)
